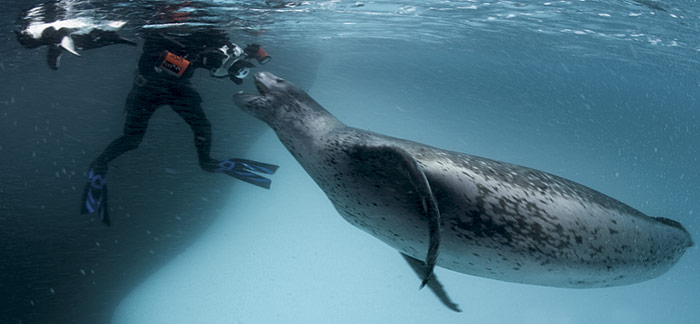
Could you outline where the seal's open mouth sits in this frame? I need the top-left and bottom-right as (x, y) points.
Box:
(253, 71), (279, 95)
(234, 72), (283, 109)
(253, 76), (268, 95)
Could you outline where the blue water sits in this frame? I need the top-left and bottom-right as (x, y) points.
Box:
(1, 0), (698, 323)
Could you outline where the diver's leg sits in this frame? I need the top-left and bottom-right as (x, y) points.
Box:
(169, 87), (216, 171)
(170, 86), (279, 188)
(82, 86), (158, 223)
(71, 30), (137, 51)
(91, 87), (157, 172)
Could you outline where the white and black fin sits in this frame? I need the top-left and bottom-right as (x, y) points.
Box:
(47, 46), (63, 70)
(349, 145), (441, 289)
(60, 36), (80, 56)
(401, 253), (461, 312)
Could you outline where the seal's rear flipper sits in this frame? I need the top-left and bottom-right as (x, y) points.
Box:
(349, 145), (441, 288)
(401, 253), (462, 312)
(215, 158), (279, 189)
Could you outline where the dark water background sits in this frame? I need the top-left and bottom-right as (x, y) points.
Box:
(1, 0), (698, 323)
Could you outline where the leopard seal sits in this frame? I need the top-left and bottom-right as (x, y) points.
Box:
(234, 72), (693, 296)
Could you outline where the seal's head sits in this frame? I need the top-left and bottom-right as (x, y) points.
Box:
(234, 71), (320, 125)
(251, 71), (296, 96)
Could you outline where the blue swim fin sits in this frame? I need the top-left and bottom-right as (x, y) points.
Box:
(216, 158), (279, 189)
(81, 168), (110, 225)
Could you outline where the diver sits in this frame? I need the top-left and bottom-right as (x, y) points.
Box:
(80, 26), (278, 225)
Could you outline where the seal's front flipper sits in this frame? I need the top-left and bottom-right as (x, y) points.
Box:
(81, 168), (110, 226)
(349, 145), (441, 288)
(401, 253), (462, 312)
(216, 158), (279, 189)
(47, 46), (63, 70)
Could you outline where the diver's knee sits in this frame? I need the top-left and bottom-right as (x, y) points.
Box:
(194, 134), (211, 149)
(197, 120), (212, 133)
(122, 134), (144, 150)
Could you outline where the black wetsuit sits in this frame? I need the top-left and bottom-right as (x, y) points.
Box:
(92, 28), (233, 172)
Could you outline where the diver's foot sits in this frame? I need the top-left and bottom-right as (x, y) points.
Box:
(200, 159), (221, 173)
(211, 158), (279, 189)
(81, 167), (110, 225)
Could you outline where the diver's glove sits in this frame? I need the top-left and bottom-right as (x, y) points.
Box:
(228, 60), (255, 84)
(243, 43), (271, 65)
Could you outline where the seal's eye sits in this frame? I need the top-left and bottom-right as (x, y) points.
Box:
(276, 78), (283, 83)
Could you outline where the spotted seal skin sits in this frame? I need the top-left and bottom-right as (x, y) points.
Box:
(235, 72), (693, 288)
